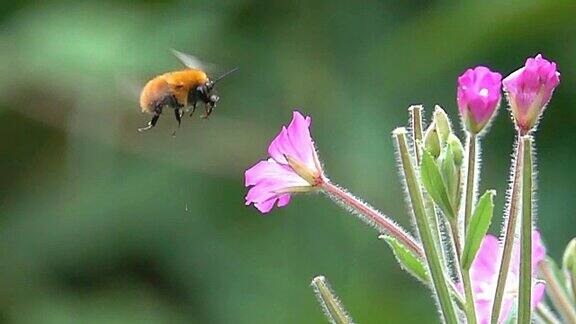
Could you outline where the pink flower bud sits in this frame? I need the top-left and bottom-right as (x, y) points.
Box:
(457, 66), (502, 134)
(503, 54), (560, 134)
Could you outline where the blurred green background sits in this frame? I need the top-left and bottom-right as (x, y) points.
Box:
(1, 0), (575, 323)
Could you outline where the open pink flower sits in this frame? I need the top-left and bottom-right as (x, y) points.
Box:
(245, 111), (325, 213)
(503, 54), (560, 134)
(457, 66), (502, 134)
(467, 231), (546, 324)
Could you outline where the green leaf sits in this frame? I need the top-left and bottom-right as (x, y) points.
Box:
(380, 235), (428, 284)
(420, 149), (456, 220)
(461, 190), (495, 270)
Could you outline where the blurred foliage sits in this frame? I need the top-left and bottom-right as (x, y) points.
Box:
(1, 0), (576, 323)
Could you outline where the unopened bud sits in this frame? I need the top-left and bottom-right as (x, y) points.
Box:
(563, 238), (576, 275)
(423, 122), (441, 158)
(447, 134), (464, 166)
(457, 66), (502, 134)
(503, 54), (560, 134)
(439, 143), (462, 210)
(563, 238), (576, 302)
(433, 105), (452, 144)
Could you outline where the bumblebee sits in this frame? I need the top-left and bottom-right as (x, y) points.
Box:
(138, 50), (237, 132)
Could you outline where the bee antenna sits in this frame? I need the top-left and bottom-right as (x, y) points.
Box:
(213, 67), (239, 84)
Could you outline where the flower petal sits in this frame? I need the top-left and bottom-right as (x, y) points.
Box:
(510, 230), (546, 274)
(268, 111), (318, 172)
(245, 158), (310, 214)
(254, 198), (280, 213)
(531, 281), (546, 309)
(470, 234), (501, 284)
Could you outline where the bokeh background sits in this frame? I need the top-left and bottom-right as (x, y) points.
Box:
(1, 1), (575, 323)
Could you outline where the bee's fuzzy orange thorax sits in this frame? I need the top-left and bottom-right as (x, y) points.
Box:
(139, 69), (209, 114)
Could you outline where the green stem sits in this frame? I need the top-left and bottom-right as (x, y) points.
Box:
(311, 276), (353, 324)
(464, 133), (477, 230)
(535, 304), (561, 324)
(450, 221), (462, 257)
(518, 136), (533, 323)
(462, 270), (477, 324)
(461, 132), (478, 324)
(491, 136), (524, 324)
(539, 261), (576, 323)
(394, 128), (458, 324)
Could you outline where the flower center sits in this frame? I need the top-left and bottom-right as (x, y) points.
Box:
(479, 88), (489, 97)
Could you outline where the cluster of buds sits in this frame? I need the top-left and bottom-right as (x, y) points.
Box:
(423, 106), (465, 215)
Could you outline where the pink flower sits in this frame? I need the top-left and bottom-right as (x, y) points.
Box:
(503, 54), (560, 134)
(457, 66), (502, 134)
(245, 111), (325, 213)
(467, 231), (546, 324)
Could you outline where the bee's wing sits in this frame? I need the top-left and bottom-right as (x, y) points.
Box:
(171, 49), (206, 69)
(171, 49), (221, 74)
(114, 74), (147, 109)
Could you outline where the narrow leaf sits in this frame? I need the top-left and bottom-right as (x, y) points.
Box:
(420, 149), (456, 220)
(380, 235), (428, 284)
(461, 190), (495, 270)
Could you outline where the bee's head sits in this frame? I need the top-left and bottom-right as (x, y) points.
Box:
(193, 81), (219, 107)
(189, 68), (237, 108)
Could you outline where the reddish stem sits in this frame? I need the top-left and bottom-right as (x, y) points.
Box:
(321, 181), (423, 257)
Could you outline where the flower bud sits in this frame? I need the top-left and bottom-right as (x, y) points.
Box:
(457, 66), (502, 134)
(563, 238), (576, 276)
(433, 105), (452, 144)
(423, 122), (441, 158)
(563, 238), (576, 302)
(439, 143), (461, 210)
(503, 54), (560, 134)
(446, 134), (464, 166)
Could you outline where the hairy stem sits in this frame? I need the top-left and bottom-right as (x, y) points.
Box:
(539, 261), (576, 323)
(394, 128), (458, 324)
(311, 276), (353, 324)
(518, 135), (533, 324)
(464, 133), (477, 230)
(321, 181), (423, 256)
(461, 132), (479, 324)
(491, 135), (524, 324)
(535, 304), (561, 324)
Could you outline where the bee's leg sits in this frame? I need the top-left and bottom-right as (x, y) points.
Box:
(138, 114), (160, 132)
(175, 108), (183, 126)
(171, 109), (183, 137)
(201, 104), (213, 119)
(189, 101), (197, 117)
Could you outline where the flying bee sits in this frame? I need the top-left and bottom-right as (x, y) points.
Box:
(138, 50), (238, 133)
